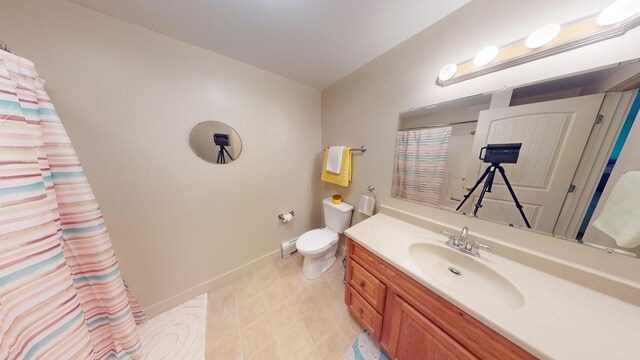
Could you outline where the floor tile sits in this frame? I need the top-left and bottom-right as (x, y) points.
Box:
(277, 261), (300, 278)
(238, 292), (268, 327)
(267, 301), (300, 334)
(325, 260), (345, 286)
(316, 328), (352, 360)
(300, 306), (335, 344)
(274, 319), (316, 360)
(290, 252), (304, 269)
(206, 334), (242, 360)
(241, 313), (275, 358)
(235, 274), (261, 302)
(321, 286), (349, 319)
(248, 340), (280, 360)
(336, 313), (363, 341)
(309, 276), (338, 302)
(207, 285), (236, 324)
(291, 290), (321, 317)
(280, 271), (307, 295)
(261, 281), (290, 309)
(206, 311), (239, 348)
(186, 256), (362, 360)
(256, 266), (282, 289)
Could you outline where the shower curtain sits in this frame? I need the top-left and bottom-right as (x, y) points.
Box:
(0, 51), (144, 359)
(392, 127), (452, 206)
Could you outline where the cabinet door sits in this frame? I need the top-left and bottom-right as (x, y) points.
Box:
(388, 296), (478, 360)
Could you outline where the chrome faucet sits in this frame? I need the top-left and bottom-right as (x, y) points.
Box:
(459, 226), (469, 248)
(441, 226), (492, 257)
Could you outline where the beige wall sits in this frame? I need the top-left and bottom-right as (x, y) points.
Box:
(0, 0), (322, 313)
(321, 0), (640, 246)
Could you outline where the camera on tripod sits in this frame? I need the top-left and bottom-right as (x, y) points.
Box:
(456, 142), (531, 228)
(213, 133), (230, 147)
(479, 143), (521, 164)
(213, 133), (233, 164)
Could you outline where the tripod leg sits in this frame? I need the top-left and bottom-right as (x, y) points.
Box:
(497, 166), (532, 228)
(471, 167), (496, 217)
(222, 147), (234, 161)
(456, 166), (491, 211)
(218, 147), (226, 164)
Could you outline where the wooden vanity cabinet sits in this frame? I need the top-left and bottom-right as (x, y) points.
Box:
(345, 238), (535, 360)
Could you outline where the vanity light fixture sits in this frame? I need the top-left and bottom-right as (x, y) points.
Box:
(525, 23), (561, 49)
(597, 0), (640, 26)
(438, 63), (458, 82)
(436, 0), (640, 86)
(473, 46), (499, 66)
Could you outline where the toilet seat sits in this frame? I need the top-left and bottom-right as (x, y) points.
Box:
(297, 228), (338, 254)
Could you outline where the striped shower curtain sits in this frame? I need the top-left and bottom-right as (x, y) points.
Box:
(0, 51), (144, 358)
(392, 127), (452, 206)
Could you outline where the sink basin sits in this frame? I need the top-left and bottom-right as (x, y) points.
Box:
(408, 242), (525, 309)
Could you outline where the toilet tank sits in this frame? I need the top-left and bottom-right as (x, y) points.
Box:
(323, 197), (354, 233)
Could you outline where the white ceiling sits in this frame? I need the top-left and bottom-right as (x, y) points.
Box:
(70, 0), (468, 88)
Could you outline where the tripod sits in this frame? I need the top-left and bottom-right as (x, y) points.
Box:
(455, 163), (531, 229)
(216, 145), (234, 164)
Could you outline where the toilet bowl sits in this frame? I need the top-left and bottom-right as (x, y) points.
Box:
(296, 198), (354, 280)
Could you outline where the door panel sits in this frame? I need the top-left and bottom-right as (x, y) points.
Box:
(464, 94), (605, 233)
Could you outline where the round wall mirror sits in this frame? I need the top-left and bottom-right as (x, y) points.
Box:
(189, 121), (242, 164)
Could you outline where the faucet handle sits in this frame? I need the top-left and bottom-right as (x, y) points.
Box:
(441, 231), (455, 239)
(441, 231), (456, 245)
(471, 241), (492, 256)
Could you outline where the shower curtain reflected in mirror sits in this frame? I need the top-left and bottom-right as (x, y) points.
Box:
(392, 127), (452, 206)
(0, 51), (144, 359)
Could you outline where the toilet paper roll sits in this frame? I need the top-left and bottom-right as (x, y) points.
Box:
(358, 195), (375, 216)
(281, 213), (293, 223)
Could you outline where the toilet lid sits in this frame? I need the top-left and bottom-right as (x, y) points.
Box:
(297, 228), (338, 253)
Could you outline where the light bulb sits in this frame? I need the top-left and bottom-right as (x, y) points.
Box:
(473, 46), (499, 67)
(597, 0), (640, 26)
(438, 63), (458, 81)
(525, 23), (561, 49)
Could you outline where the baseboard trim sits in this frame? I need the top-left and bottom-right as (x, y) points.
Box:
(142, 249), (282, 318)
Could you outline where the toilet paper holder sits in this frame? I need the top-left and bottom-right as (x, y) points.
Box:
(278, 211), (295, 222)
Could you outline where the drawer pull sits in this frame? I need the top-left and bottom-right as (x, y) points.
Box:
(359, 281), (365, 288)
(358, 308), (363, 315)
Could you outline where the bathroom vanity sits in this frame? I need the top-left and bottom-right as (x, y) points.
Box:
(345, 238), (533, 359)
(343, 206), (640, 360)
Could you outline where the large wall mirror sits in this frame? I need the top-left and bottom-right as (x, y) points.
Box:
(190, 121), (242, 164)
(393, 58), (640, 257)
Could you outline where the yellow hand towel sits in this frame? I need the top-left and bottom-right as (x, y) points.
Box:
(321, 147), (352, 186)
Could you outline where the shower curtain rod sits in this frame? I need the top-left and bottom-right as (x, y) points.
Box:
(401, 119), (477, 131)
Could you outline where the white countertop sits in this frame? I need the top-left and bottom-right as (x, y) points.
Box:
(345, 213), (640, 360)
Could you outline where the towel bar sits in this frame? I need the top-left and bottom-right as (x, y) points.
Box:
(323, 146), (366, 153)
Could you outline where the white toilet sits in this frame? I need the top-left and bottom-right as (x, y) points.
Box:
(296, 197), (354, 280)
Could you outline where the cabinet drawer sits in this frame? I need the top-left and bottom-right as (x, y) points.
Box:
(346, 284), (383, 340)
(348, 260), (386, 312)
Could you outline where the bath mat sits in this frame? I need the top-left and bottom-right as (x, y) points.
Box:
(342, 330), (390, 360)
(138, 293), (207, 360)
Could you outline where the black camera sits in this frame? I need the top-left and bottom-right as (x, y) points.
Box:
(479, 143), (522, 164)
(213, 133), (230, 147)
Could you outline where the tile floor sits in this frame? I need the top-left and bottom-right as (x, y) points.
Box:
(205, 252), (363, 360)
